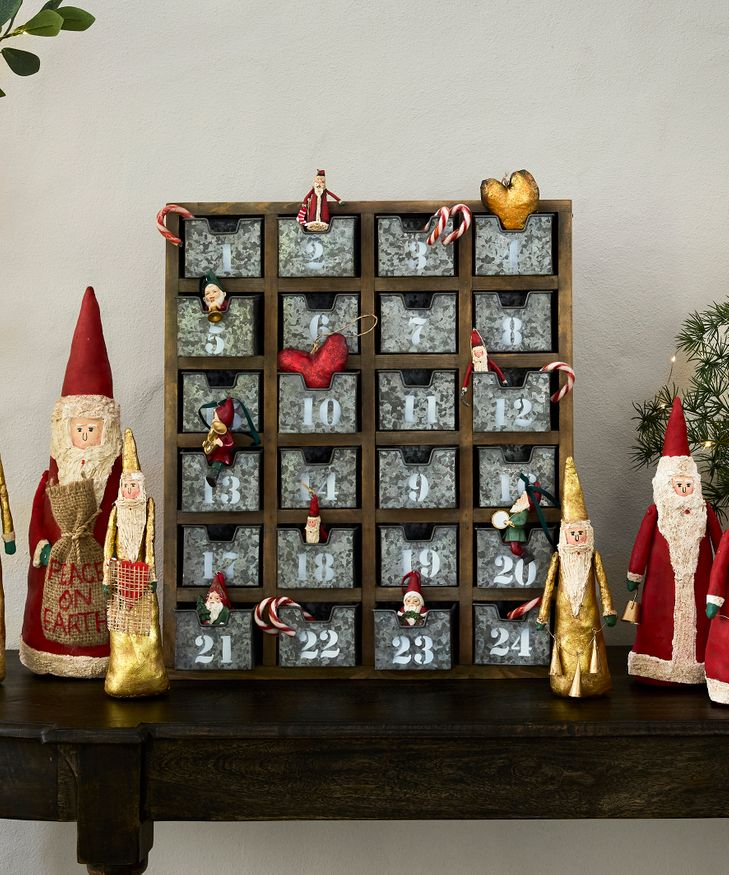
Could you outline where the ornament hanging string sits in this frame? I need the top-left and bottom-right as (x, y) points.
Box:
(519, 473), (559, 548)
(156, 204), (195, 247)
(311, 313), (378, 352)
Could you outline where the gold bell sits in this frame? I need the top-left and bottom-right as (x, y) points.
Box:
(589, 636), (600, 675)
(207, 310), (224, 324)
(549, 641), (563, 678)
(622, 597), (641, 625)
(568, 660), (582, 698)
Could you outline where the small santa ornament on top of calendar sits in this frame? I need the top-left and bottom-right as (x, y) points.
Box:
(297, 169), (343, 232)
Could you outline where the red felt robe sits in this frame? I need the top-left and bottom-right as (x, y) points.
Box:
(20, 457), (121, 675)
(627, 502), (721, 684)
(206, 431), (235, 467)
(302, 187), (341, 225)
(706, 530), (729, 703)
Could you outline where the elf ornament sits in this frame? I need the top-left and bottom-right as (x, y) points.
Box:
(103, 429), (168, 698)
(537, 457), (617, 698)
(200, 270), (228, 323)
(305, 492), (326, 544)
(297, 169), (343, 232)
(202, 397), (236, 487)
(480, 169), (540, 231)
(626, 397), (722, 685)
(461, 328), (506, 404)
(398, 571), (428, 628)
(196, 572), (231, 626)
(0, 456), (16, 683)
(21, 287), (122, 678)
(704, 532), (729, 704)
(492, 489), (530, 557)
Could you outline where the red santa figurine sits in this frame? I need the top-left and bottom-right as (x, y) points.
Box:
(297, 169), (342, 232)
(398, 571), (429, 627)
(21, 287), (122, 677)
(704, 532), (729, 703)
(305, 493), (327, 545)
(202, 397), (235, 487)
(626, 397), (722, 685)
(460, 328), (506, 403)
(196, 572), (232, 626)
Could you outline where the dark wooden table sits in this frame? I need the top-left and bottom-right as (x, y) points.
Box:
(2, 647), (729, 873)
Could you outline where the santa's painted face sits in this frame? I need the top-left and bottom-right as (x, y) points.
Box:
(404, 593), (423, 611)
(314, 176), (326, 193)
(206, 592), (222, 608)
(70, 417), (104, 448)
(204, 285), (225, 309)
(672, 475), (695, 496)
(120, 477), (142, 501)
(565, 525), (589, 546)
(472, 345), (485, 360)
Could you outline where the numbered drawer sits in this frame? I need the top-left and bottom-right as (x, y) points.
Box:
(279, 447), (359, 509)
(277, 528), (357, 589)
(183, 217), (262, 278)
(180, 371), (261, 433)
(474, 291), (553, 352)
(179, 450), (262, 512)
(175, 609), (254, 670)
(378, 447), (457, 509)
(378, 293), (457, 353)
(473, 603), (550, 666)
(377, 370), (456, 432)
(180, 525), (261, 587)
(379, 524), (458, 587)
(474, 214), (554, 276)
(278, 373), (358, 434)
(478, 446), (557, 508)
(377, 216), (455, 276)
(177, 296), (260, 358)
(282, 293), (360, 354)
(278, 217), (357, 277)
(473, 371), (551, 432)
(373, 608), (455, 671)
(475, 526), (554, 589)
(278, 605), (358, 667)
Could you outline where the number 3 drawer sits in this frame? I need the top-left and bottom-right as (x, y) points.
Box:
(373, 608), (454, 670)
(175, 609), (254, 670)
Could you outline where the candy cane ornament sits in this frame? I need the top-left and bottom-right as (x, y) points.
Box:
(156, 204), (195, 247)
(441, 203), (472, 245)
(254, 597), (315, 637)
(506, 596), (543, 621)
(540, 361), (576, 403)
(424, 206), (450, 246)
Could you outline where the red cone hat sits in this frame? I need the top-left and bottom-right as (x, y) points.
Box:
(208, 571), (232, 607)
(309, 494), (320, 517)
(471, 328), (483, 347)
(61, 287), (114, 398)
(662, 397), (690, 457)
(216, 397), (235, 428)
(402, 570), (423, 599)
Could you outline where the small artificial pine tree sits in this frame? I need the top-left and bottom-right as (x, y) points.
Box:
(632, 299), (729, 518)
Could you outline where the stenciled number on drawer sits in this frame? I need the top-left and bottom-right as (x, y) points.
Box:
(202, 550), (239, 581)
(407, 240), (427, 271)
(403, 394), (438, 426)
(408, 472), (430, 503)
(301, 238), (325, 269)
(499, 471), (536, 503)
(493, 554), (536, 586)
(402, 548), (441, 580)
(299, 629), (340, 659)
(501, 316), (524, 347)
(391, 634), (434, 666)
(205, 322), (225, 355)
(194, 633), (233, 665)
(302, 396), (342, 428)
(300, 472), (337, 502)
(310, 313), (331, 343)
(203, 475), (241, 506)
(494, 397), (534, 428)
(297, 552), (335, 583)
(408, 315), (427, 345)
(221, 242), (232, 273)
(489, 626), (532, 658)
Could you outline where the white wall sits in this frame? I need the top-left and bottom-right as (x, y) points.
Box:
(1, 0), (728, 871)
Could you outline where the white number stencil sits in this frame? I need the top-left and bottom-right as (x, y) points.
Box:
(221, 241), (232, 274)
(408, 472), (430, 503)
(500, 315), (524, 348)
(299, 629), (341, 660)
(297, 552), (335, 583)
(203, 474), (241, 507)
(407, 240), (427, 271)
(302, 396), (342, 428)
(194, 633), (236, 665)
(408, 315), (427, 345)
(489, 625), (531, 658)
(498, 471), (537, 504)
(390, 634), (435, 666)
(493, 555), (537, 587)
(300, 472), (337, 503)
(494, 397), (534, 429)
(309, 312), (330, 342)
(403, 394), (438, 426)
(202, 550), (240, 581)
(302, 238), (325, 267)
(205, 323), (225, 355)
(402, 548), (441, 580)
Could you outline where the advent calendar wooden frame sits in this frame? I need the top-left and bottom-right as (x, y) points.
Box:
(163, 199), (573, 678)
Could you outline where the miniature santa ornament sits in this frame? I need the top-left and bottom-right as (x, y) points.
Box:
(21, 287), (122, 677)
(626, 398), (721, 685)
(398, 571), (428, 627)
(0, 456), (16, 683)
(202, 397), (235, 487)
(196, 572), (232, 626)
(493, 489), (530, 557)
(103, 429), (168, 698)
(305, 493), (327, 545)
(200, 270), (228, 323)
(537, 457), (617, 697)
(297, 169), (342, 232)
(461, 328), (506, 402)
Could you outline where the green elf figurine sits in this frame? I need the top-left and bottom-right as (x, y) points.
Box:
(493, 490), (530, 557)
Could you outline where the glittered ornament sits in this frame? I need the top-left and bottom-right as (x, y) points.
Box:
(278, 332), (349, 389)
(480, 169), (540, 231)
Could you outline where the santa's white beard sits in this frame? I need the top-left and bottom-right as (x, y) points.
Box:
(207, 600), (224, 622)
(313, 182), (325, 196)
(116, 498), (147, 561)
(653, 456), (707, 583)
(558, 524), (595, 617)
(206, 289), (225, 309)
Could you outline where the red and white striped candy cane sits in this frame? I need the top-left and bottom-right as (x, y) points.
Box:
(424, 206), (450, 246)
(506, 596), (543, 620)
(441, 203), (472, 245)
(541, 361), (575, 403)
(254, 597), (315, 637)
(156, 204), (194, 247)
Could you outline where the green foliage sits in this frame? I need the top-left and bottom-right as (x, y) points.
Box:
(632, 299), (729, 517)
(0, 0), (94, 96)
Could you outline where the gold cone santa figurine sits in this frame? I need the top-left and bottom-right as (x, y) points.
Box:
(0, 456), (16, 682)
(103, 429), (168, 698)
(537, 457), (617, 697)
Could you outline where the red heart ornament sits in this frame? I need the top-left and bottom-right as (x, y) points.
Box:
(277, 333), (349, 389)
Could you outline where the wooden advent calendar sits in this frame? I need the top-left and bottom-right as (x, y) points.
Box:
(163, 199), (573, 678)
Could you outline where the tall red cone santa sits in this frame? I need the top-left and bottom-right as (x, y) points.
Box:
(626, 397), (722, 685)
(20, 288), (122, 677)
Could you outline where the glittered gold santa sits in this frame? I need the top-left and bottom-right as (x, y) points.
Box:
(537, 457), (617, 698)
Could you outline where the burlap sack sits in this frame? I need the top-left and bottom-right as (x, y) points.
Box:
(42, 479), (107, 647)
(107, 559), (152, 636)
